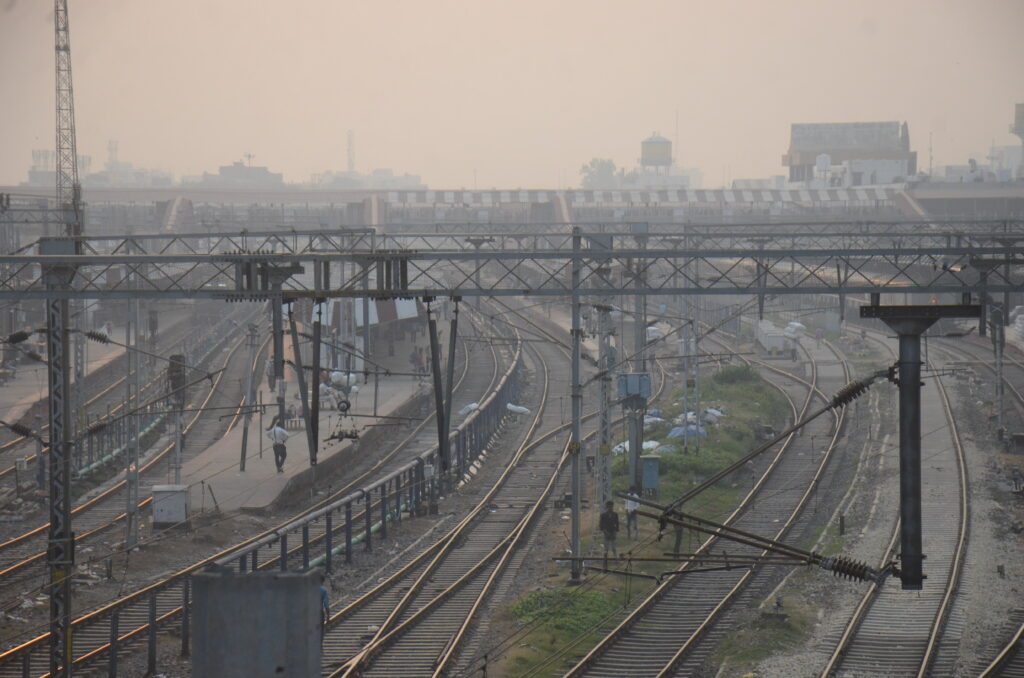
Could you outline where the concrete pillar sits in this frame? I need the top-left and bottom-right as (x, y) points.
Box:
(192, 570), (321, 677)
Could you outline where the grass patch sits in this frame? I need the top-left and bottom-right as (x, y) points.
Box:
(499, 585), (631, 677)
(496, 363), (792, 676)
(714, 604), (813, 670)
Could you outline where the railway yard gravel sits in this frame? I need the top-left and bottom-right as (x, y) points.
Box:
(748, 351), (1024, 678)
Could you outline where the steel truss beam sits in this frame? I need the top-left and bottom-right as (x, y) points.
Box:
(0, 234), (1020, 301)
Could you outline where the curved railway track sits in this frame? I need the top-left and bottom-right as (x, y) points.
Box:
(213, 310), (502, 575)
(819, 329), (969, 678)
(321, 306), (669, 678)
(0, 307), (202, 507)
(0, 308), (266, 593)
(0, 305), (512, 677)
(564, 331), (855, 677)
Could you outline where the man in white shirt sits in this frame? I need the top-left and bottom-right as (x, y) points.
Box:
(624, 487), (640, 539)
(266, 417), (290, 472)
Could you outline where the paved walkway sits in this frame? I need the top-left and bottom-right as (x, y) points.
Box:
(0, 327), (125, 424)
(181, 331), (432, 514)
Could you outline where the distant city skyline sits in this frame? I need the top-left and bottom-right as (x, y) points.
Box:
(1, 0), (1021, 189)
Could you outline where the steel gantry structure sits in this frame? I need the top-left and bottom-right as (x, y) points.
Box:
(5, 220), (1023, 671)
(2, 224), (1021, 302)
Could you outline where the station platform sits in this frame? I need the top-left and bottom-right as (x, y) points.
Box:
(179, 332), (433, 515)
(0, 325), (126, 424)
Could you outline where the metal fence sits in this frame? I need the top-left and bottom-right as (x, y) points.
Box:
(0, 336), (522, 677)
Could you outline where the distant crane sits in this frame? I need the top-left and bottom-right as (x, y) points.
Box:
(55, 0), (82, 234)
(50, 1), (82, 676)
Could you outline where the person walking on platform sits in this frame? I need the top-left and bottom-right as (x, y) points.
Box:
(266, 417), (290, 473)
(409, 347), (419, 378)
(599, 500), (619, 560)
(624, 487), (640, 539)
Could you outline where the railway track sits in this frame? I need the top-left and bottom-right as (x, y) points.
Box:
(0, 305), (514, 677)
(0, 305), (200, 510)
(213, 310), (504, 575)
(320, 332), (560, 677)
(818, 330), (969, 678)
(564, 331), (858, 677)
(0, 307), (264, 600)
(320, 304), (670, 678)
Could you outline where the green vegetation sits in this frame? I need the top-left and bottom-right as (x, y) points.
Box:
(714, 604), (813, 670)
(496, 362), (792, 677)
(500, 587), (628, 676)
(511, 588), (618, 637)
(612, 364), (790, 522)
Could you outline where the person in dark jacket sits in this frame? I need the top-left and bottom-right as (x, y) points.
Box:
(599, 500), (619, 558)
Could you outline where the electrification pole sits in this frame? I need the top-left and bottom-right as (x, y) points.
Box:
(124, 305), (140, 548)
(597, 305), (613, 505)
(626, 224), (648, 491)
(587, 234), (615, 507)
(993, 305), (1006, 436)
(570, 228), (583, 582)
(239, 324), (259, 471)
(42, 238), (76, 678)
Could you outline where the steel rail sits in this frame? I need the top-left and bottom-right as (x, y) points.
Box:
(978, 614), (1024, 677)
(648, 339), (851, 677)
(331, 333), (552, 676)
(242, 312), (493, 572)
(0, 309), (198, 483)
(818, 329), (970, 678)
(566, 332), (826, 676)
(0, 306), (512, 676)
(0, 314), (259, 584)
(0, 313), (264, 666)
(331, 328), (670, 677)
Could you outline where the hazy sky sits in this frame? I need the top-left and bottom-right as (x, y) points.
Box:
(1, 0), (1021, 189)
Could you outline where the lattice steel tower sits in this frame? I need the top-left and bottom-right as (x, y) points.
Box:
(51, 1), (83, 675)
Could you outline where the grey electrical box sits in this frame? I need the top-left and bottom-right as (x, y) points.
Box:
(641, 454), (660, 496)
(617, 373), (651, 399)
(152, 485), (190, 528)
(192, 570), (321, 678)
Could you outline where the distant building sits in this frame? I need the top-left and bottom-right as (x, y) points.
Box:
(23, 149), (92, 187)
(83, 141), (173, 188)
(782, 121), (917, 186)
(190, 161), (284, 188)
(1011, 103), (1024, 179)
(631, 133), (698, 190)
(937, 145), (1022, 184)
(732, 176), (786, 190)
(312, 168), (425, 190)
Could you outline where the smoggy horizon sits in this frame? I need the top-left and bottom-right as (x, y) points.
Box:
(1, 0), (1022, 190)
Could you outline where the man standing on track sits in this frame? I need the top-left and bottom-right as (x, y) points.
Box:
(599, 500), (619, 560)
(624, 487), (640, 539)
(266, 416), (289, 473)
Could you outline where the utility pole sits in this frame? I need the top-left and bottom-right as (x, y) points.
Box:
(597, 306), (613, 501)
(426, 301), (453, 477)
(570, 228), (583, 582)
(271, 288), (287, 426)
(625, 224), (649, 491)
(992, 305), (1006, 436)
(288, 307), (318, 466)
(238, 324), (259, 471)
(124, 305), (139, 548)
(169, 354), (187, 484)
(588, 234), (614, 507)
(861, 300), (979, 589)
(41, 238), (76, 678)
